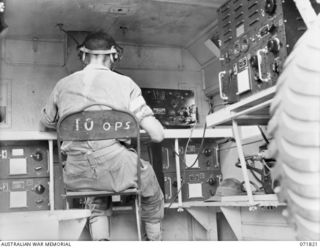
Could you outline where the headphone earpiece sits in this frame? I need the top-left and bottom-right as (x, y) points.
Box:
(110, 46), (119, 63)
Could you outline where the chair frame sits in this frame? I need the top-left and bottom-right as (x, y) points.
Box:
(56, 103), (142, 241)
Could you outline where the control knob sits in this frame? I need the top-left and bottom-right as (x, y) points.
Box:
(268, 24), (277, 35)
(249, 55), (259, 69)
(203, 148), (212, 157)
(267, 37), (281, 54)
(240, 38), (249, 52)
(34, 184), (45, 194)
(208, 177), (216, 186)
(31, 151), (43, 161)
(265, 0), (277, 16)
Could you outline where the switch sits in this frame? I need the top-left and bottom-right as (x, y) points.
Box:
(268, 24), (278, 35)
(206, 160), (211, 167)
(241, 37), (249, 52)
(272, 61), (281, 73)
(233, 42), (241, 57)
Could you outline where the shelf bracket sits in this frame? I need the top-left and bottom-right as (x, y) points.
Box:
(220, 207), (242, 240)
(174, 138), (184, 212)
(186, 207), (218, 240)
(231, 120), (256, 209)
(48, 140), (54, 211)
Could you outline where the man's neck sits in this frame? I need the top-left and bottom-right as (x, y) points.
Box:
(85, 63), (111, 70)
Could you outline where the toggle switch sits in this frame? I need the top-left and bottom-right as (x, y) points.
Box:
(172, 181), (178, 188)
(206, 160), (211, 167)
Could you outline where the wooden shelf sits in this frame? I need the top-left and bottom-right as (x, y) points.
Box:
(0, 131), (57, 141)
(0, 128), (233, 141)
(164, 194), (285, 209)
(206, 86), (276, 127)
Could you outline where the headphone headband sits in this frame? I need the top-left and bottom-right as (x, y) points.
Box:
(79, 46), (118, 55)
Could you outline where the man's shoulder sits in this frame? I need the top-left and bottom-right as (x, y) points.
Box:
(62, 70), (83, 80)
(110, 70), (130, 79)
(56, 71), (83, 85)
(109, 70), (136, 85)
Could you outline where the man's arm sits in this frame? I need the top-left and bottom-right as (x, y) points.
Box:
(140, 115), (164, 143)
(128, 81), (164, 143)
(40, 87), (59, 129)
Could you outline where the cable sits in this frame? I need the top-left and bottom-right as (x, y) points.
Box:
(257, 125), (269, 144)
(249, 168), (263, 185)
(56, 23), (81, 47)
(210, 103), (228, 112)
(147, 145), (153, 164)
(184, 120), (197, 156)
(261, 159), (272, 171)
(183, 122), (207, 169)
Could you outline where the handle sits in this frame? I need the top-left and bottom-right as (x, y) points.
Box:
(162, 148), (170, 170)
(167, 177), (172, 200)
(35, 199), (44, 204)
(214, 146), (220, 169)
(257, 48), (271, 82)
(34, 166), (43, 171)
(218, 71), (228, 100)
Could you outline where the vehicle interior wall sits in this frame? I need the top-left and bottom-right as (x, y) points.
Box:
(0, 37), (210, 130)
(0, 0), (225, 131)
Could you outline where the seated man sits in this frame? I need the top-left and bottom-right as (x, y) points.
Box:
(40, 31), (165, 241)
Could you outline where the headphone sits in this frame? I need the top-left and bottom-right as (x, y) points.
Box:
(79, 45), (121, 64)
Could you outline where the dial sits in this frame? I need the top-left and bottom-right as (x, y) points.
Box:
(265, 0), (277, 16)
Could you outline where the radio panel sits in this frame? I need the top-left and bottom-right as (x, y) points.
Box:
(0, 178), (50, 212)
(217, 0), (320, 103)
(0, 143), (49, 179)
(141, 88), (197, 128)
(161, 139), (220, 172)
(164, 170), (222, 203)
(158, 138), (222, 203)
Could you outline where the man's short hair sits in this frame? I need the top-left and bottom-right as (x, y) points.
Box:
(82, 31), (116, 51)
